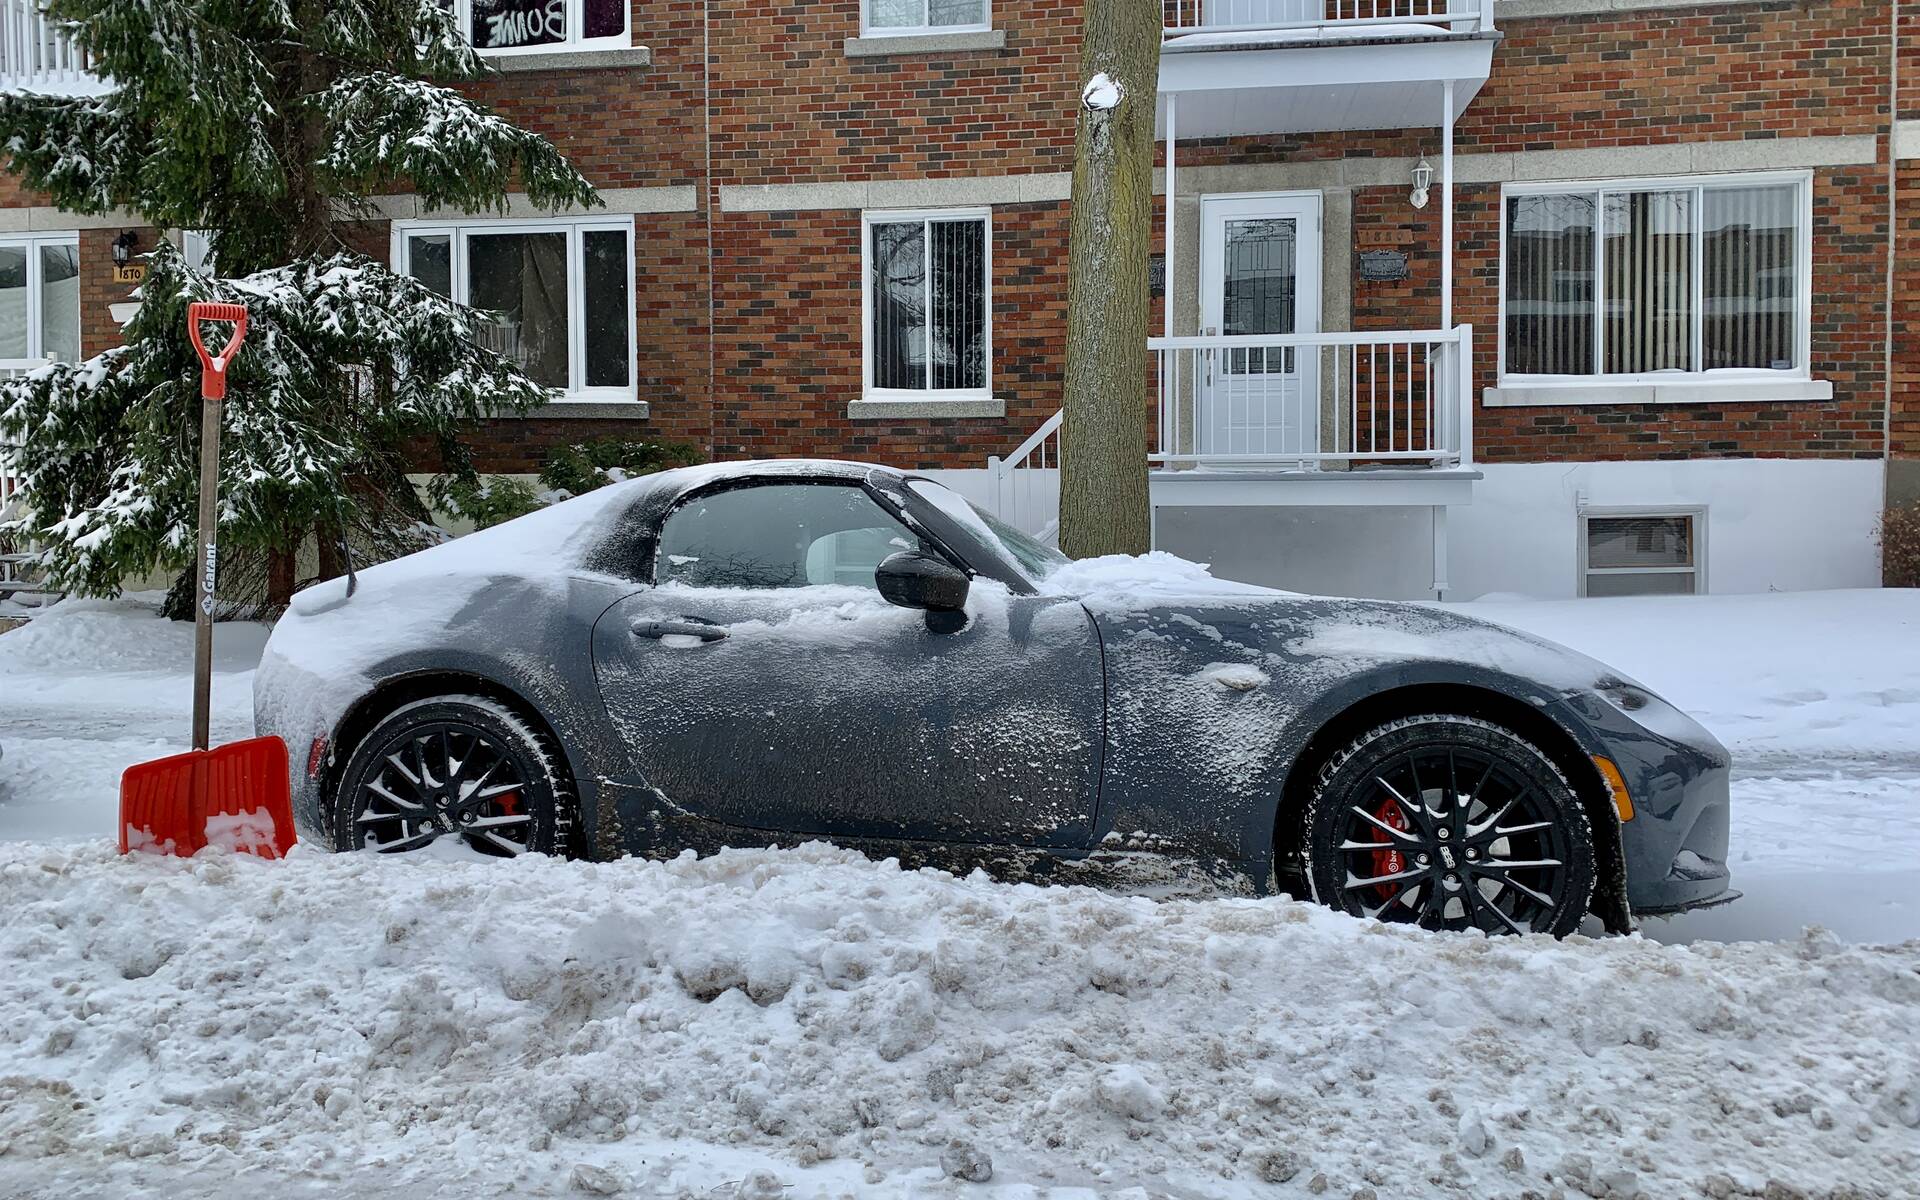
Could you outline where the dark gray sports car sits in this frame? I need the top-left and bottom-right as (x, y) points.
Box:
(255, 460), (1734, 936)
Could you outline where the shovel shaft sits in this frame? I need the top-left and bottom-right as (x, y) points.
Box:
(191, 390), (220, 753)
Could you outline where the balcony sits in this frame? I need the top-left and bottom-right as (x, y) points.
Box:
(1158, 0), (1497, 137)
(1147, 326), (1476, 506)
(0, 0), (107, 96)
(982, 326), (1477, 553)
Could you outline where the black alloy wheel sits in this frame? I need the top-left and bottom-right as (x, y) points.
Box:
(1305, 714), (1595, 937)
(332, 695), (574, 857)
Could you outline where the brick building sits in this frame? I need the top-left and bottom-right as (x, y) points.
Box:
(0, 0), (1911, 599)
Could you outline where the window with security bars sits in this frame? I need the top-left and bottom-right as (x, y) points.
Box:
(865, 211), (990, 396)
(1503, 177), (1804, 379)
(1580, 512), (1703, 597)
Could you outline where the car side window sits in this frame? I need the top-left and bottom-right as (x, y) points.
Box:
(655, 482), (926, 590)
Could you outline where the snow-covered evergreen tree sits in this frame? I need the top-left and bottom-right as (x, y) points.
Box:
(0, 0), (599, 610)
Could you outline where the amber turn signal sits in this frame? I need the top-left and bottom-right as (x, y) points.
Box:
(1592, 756), (1634, 822)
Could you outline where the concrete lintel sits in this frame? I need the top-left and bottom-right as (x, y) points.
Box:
(721, 174), (1071, 213)
(719, 181), (870, 213)
(372, 185), (699, 222)
(1898, 121), (1920, 162)
(1156, 135), (1877, 197)
(0, 207), (145, 232)
(489, 46), (652, 73)
(844, 29), (1006, 57)
(848, 397), (1007, 419)
(1497, 0), (1773, 19)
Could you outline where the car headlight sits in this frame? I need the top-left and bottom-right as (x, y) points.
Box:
(1595, 678), (1654, 715)
(1589, 677), (1727, 763)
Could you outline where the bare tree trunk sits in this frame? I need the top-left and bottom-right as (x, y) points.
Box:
(1058, 0), (1162, 560)
(267, 548), (296, 610)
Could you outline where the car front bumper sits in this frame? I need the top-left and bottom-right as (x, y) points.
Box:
(1549, 691), (1735, 917)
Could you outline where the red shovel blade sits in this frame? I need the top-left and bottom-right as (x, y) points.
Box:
(118, 735), (295, 858)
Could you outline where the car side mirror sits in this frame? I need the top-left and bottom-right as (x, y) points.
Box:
(875, 550), (970, 613)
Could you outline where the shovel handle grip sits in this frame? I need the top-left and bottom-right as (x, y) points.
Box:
(188, 302), (248, 400)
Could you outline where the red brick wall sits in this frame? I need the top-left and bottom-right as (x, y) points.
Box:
(709, 201), (1068, 466)
(1895, 157), (1918, 467)
(707, 0), (1080, 185)
(1, 0), (1906, 476)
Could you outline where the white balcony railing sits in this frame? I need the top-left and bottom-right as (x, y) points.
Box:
(0, 0), (106, 96)
(1150, 326), (1473, 469)
(1163, 0), (1496, 38)
(985, 410), (1061, 546)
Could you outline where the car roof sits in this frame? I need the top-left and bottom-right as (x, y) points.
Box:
(636, 459), (907, 507)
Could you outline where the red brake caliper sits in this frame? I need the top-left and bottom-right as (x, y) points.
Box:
(1372, 798), (1409, 903)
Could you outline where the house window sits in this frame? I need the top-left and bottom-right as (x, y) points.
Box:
(1502, 173), (1809, 381)
(863, 209), (991, 399)
(394, 217), (634, 399)
(1580, 510), (1704, 597)
(440, 0), (629, 54)
(863, 0), (990, 35)
(0, 234), (80, 369)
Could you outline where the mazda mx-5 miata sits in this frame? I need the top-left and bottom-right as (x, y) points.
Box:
(256, 460), (1734, 936)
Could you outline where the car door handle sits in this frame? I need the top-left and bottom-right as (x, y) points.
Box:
(632, 619), (729, 643)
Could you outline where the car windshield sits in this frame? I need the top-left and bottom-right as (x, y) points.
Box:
(905, 479), (1069, 584)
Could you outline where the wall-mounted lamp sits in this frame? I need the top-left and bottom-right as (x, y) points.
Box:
(111, 230), (140, 266)
(1409, 158), (1434, 210)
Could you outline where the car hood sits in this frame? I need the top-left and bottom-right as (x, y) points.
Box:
(1040, 553), (1631, 701)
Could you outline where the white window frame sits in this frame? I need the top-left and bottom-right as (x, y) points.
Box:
(859, 0), (992, 38)
(860, 206), (994, 403)
(391, 215), (637, 402)
(1577, 506), (1707, 598)
(445, 0), (631, 56)
(0, 232), (81, 372)
(1497, 170), (1815, 391)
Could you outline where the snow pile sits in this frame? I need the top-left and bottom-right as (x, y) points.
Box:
(1, 841), (1916, 1198)
(0, 594), (264, 842)
(1041, 550), (1291, 606)
(1081, 72), (1122, 111)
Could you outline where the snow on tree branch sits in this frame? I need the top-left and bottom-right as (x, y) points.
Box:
(312, 72), (598, 215)
(0, 242), (557, 599)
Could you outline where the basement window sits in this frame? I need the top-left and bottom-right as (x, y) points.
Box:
(443, 0), (630, 54)
(1579, 510), (1704, 597)
(394, 217), (634, 401)
(863, 0), (991, 36)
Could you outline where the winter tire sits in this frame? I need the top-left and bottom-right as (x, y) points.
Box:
(331, 694), (575, 857)
(1304, 714), (1595, 937)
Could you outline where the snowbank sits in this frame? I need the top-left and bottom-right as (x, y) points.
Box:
(1, 840), (1915, 1199)
(1454, 590), (1920, 768)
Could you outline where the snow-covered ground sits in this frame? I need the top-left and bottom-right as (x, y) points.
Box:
(1455, 590), (1920, 947)
(1, 588), (1918, 1198)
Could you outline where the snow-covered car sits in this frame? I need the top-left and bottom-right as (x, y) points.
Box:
(255, 460), (1734, 936)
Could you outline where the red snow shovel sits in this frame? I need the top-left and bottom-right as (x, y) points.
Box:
(117, 302), (295, 858)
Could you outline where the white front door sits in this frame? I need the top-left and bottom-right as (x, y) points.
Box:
(1199, 193), (1322, 463)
